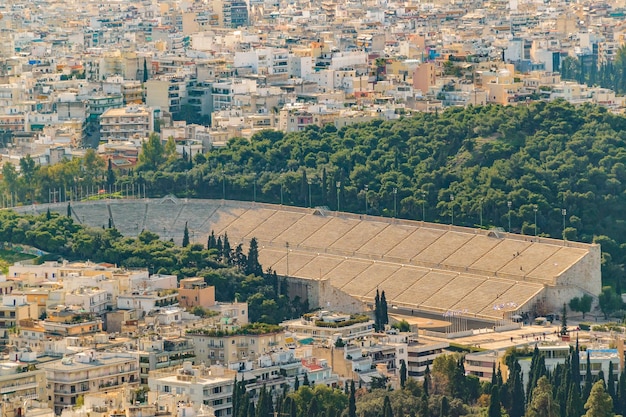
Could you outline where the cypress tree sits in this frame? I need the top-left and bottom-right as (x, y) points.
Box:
(584, 351), (593, 401)
(348, 380), (356, 417)
(143, 58), (149, 83)
(106, 158), (115, 187)
(303, 373), (310, 386)
(488, 386), (502, 417)
(246, 237), (263, 276)
(382, 396), (393, 417)
(182, 222), (190, 247)
(223, 232), (232, 263)
(247, 401), (255, 417)
(294, 375), (299, 391)
(419, 393), (430, 417)
(617, 367), (626, 415)
(381, 290), (388, 326)
(67, 202), (72, 217)
(566, 383), (584, 417)
(440, 396), (450, 417)
(400, 359), (407, 389)
(216, 237), (223, 258)
(46, 208), (51, 220)
(208, 230), (217, 250)
(374, 289), (381, 331)
(423, 364), (431, 397)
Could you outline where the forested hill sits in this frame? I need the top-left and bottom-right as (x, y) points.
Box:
(15, 100), (626, 290)
(185, 100), (626, 291)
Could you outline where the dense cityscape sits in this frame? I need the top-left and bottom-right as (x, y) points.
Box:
(1, 0), (626, 417)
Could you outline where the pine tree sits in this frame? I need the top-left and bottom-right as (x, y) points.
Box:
(584, 380), (615, 417)
(182, 222), (190, 247)
(526, 376), (559, 417)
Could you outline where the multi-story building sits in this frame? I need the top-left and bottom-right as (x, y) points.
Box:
(0, 361), (48, 417)
(41, 307), (103, 337)
(145, 77), (187, 115)
(43, 350), (139, 415)
(99, 105), (154, 142)
(0, 294), (37, 347)
(281, 312), (375, 343)
(211, 0), (248, 28)
(187, 324), (284, 365)
(136, 336), (196, 385)
(65, 288), (109, 315)
(178, 278), (215, 308)
(148, 362), (236, 416)
(405, 338), (449, 380)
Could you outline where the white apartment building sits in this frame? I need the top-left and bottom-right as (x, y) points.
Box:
(65, 288), (109, 315)
(148, 362), (236, 417)
(281, 312), (375, 343)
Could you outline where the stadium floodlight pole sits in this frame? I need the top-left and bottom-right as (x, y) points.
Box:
(507, 200), (512, 232)
(393, 188), (398, 218)
(253, 175), (257, 202)
(308, 179), (312, 208)
(280, 182), (284, 205)
(222, 171), (226, 200)
(336, 181), (341, 213)
(534, 205), (538, 236)
(450, 194), (454, 225)
(562, 208), (567, 239)
(422, 191), (426, 221)
(479, 198), (483, 228)
(364, 185), (368, 215)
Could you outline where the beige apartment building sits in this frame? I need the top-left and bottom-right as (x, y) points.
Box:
(43, 351), (139, 415)
(99, 106), (154, 142)
(177, 278), (215, 308)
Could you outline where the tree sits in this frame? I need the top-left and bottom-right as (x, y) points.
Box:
(570, 294), (593, 319)
(348, 380), (356, 417)
(182, 222), (190, 247)
(382, 396), (393, 417)
(439, 396), (449, 417)
(106, 158), (115, 187)
(143, 58), (149, 83)
(138, 133), (165, 171)
(381, 290), (388, 327)
(608, 362), (617, 404)
(599, 286), (622, 319)
(246, 237), (263, 276)
(400, 359), (407, 389)
(561, 303), (568, 336)
(584, 380), (615, 417)
(374, 289), (381, 331)
(488, 385), (501, 417)
(526, 376), (559, 417)
(67, 202), (72, 217)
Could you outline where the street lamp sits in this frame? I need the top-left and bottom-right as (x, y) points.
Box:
(507, 200), (512, 232)
(562, 208), (567, 239)
(222, 171), (226, 200)
(422, 191), (426, 221)
(393, 187), (398, 218)
(336, 181), (341, 213)
(533, 205), (538, 236)
(364, 185), (369, 215)
(450, 194), (454, 225)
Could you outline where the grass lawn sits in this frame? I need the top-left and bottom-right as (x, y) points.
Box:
(0, 249), (37, 273)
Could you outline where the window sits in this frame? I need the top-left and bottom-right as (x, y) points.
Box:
(164, 386), (171, 393)
(213, 386), (222, 394)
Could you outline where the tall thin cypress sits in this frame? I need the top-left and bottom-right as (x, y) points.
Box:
(584, 351), (593, 401)
(374, 289), (381, 331)
(348, 380), (356, 417)
(381, 290), (388, 326)
(608, 362), (616, 403)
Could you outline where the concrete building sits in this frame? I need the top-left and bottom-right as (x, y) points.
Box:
(405, 338), (449, 380)
(187, 325), (284, 365)
(99, 105), (154, 142)
(178, 278), (215, 308)
(43, 351), (139, 415)
(0, 294), (37, 347)
(136, 336), (196, 385)
(281, 311), (375, 343)
(0, 361), (47, 405)
(148, 362), (236, 416)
